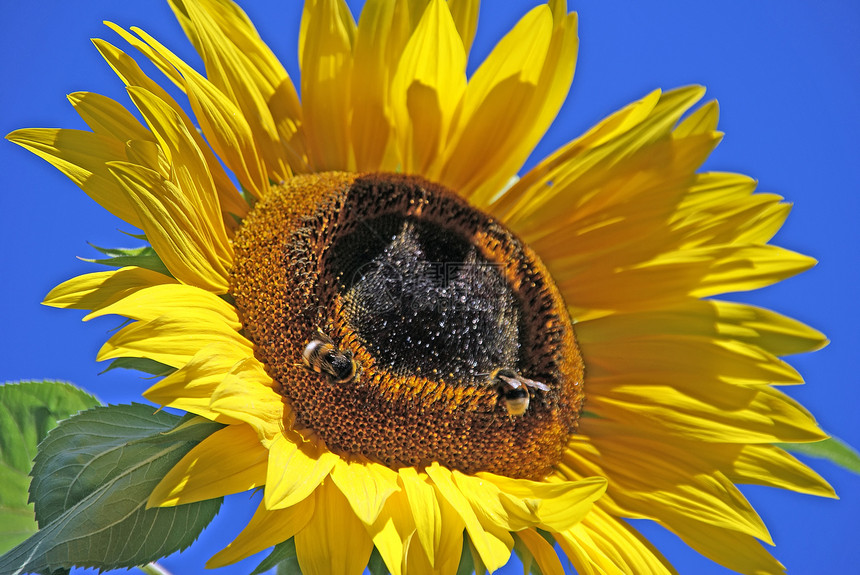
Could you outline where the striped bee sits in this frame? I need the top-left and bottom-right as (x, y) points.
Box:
(302, 329), (360, 384)
(489, 368), (550, 417)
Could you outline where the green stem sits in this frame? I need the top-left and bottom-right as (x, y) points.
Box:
(138, 563), (173, 575)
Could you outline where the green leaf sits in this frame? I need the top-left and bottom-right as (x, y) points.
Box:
(0, 403), (224, 574)
(100, 357), (176, 377)
(779, 436), (860, 475)
(0, 381), (100, 554)
(83, 242), (171, 276)
(252, 538), (300, 575)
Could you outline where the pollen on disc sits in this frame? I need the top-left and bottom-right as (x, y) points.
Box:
(230, 172), (584, 479)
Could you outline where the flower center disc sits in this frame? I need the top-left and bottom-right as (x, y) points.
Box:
(231, 173), (584, 478)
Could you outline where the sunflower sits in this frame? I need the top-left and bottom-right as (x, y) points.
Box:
(7, 0), (835, 573)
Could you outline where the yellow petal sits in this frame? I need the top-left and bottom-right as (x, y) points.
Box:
(518, 131), (720, 261)
(92, 37), (247, 218)
(146, 34), (269, 197)
(576, 299), (827, 358)
(728, 444), (836, 498)
(557, 507), (677, 575)
(98, 314), (248, 369)
(105, 22), (185, 88)
(497, 86), (705, 229)
(92, 34), (189, 133)
(149, 423), (267, 506)
(563, 88), (662, 153)
(167, 0), (303, 180)
(445, 6), (579, 204)
(678, 190), (792, 250)
(106, 161), (231, 293)
(453, 471), (529, 534)
(300, 0), (355, 170)
(476, 472), (607, 532)
(123, 87), (232, 253)
(364, 487), (416, 575)
(559, 244), (814, 316)
(83, 283), (240, 327)
(403, 536), (433, 574)
(295, 479), (374, 575)
(391, 0), (466, 176)
(567, 423), (772, 543)
(674, 99), (719, 137)
(425, 463), (512, 572)
(442, 4), (554, 191)
(579, 334), (805, 387)
(143, 341), (255, 419)
(400, 0), (431, 31)
(399, 466), (449, 569)
(665, 515), (784, 575)
(556, 524), (624, 575)
(43, 267), (175, 311)
(207, 497), (315, 568)
(690, 244), (817, 297)
(184, 73), (269, 198)
(209, 358), (286, 442)
(516, 529), (565, 575)
(677, 171), (757, 210)
(447, 0), (480, 54)
(675, 191), (790, 248)
(125, 138), (171, 177)
(174, 0), (297, 101)
(67, 91), (154, 143)
(264, 434), (339, 510)
(582, 382), (827, 445)
(7, 128), (142, 227)
(330, 458), (400, 526)
(350, 0), (400, 171)
(403, 506), (462, 574)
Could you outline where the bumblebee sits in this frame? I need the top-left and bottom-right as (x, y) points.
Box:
(489, 368), (550, 417)
(302, 329), (360, 384)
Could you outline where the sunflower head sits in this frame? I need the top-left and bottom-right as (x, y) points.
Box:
(232, 171), (584, 478)
(9, 0), (838, 573)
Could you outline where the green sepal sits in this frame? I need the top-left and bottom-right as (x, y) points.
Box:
(119, 230), (148, 241)
(277, 556), (302, 575)
(367, 547), (390, 575)
(83, 242), (171, 276)
(779, 435), (860, 475)
(240, 186), (258, 209)
(252, 538), (300, 575)
(0, 381), (100, 554)
(0, 403), (224, 574)
(456, 534), (477, 575)
(100, 357), (177, 377)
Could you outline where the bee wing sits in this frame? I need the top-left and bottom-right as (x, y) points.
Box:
(520, 376), (551, 392)
(496, 374), (523, 389)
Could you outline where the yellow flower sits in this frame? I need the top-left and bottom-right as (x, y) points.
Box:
(8, 0), (835, 573)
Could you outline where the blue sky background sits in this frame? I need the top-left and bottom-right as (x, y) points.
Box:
(1, 1), (858, 573)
